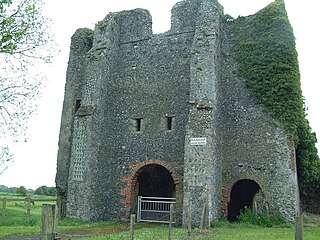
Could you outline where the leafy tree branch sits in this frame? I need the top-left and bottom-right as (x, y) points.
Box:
(0, 0), (54, 173)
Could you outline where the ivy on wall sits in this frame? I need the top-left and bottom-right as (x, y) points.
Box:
(230, 0), (320, 212)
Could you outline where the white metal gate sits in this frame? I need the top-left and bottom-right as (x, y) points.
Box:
(137, 196), (176, 223)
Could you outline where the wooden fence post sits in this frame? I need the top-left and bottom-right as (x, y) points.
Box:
(265, 202), (270, 219)
(295, 214), (304, 240)
(168, 203), (174, 240)
(187, 200), (192, 237)
(199, 203), (205, 232)
(40, 204), (57, 240)
(253, 200), (258, 216)
(199, 195), (208, 233)
(2, 198), (6, 224)
(130, 214), (135, 240)
(26, 196), (32, 217)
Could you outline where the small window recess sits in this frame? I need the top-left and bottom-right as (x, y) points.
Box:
(74, 99), (81, 113)
(135, 118), (143, 132)
(166, 116), (175, 131)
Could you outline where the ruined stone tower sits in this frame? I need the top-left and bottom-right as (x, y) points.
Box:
(56, 0), (300, 224)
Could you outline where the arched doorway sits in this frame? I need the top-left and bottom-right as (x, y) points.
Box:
(134, 164), (176, 223)
(227, 179), (261, 221)
(137, 164), (175, 198)
(121, 160), (181, 223)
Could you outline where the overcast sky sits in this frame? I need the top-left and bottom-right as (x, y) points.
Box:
(0, 0), (319, 189)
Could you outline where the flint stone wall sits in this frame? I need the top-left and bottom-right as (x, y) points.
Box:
(56, 0), (299, 224)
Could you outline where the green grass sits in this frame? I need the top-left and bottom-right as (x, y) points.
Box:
(0, 226), (40, 237)
(2, 223), (320, 239)
(1, 196), (319, 240)
(78, 225), (320, 240)
(0, 192), (56, 227)
(1, 219), (320, 239)
(0, 192), (56, 236)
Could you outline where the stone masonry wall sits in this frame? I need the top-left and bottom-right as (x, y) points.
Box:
(63, 6), (194, 221)
(56, 28), (93, 218)
(56, 0), (299, 224)
(182, 0), (223, 226)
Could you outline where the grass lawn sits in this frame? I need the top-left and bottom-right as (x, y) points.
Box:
(77, 224), (320, 240)
(0, 192), (56, 237)
(3, 220), (319, 240)
(0, 193), (56, 224)
(1, 194), (319, 240)
(2, 224), (320, 240)
(1, 219), (320, 239)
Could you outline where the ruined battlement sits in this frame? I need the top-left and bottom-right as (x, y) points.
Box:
(56, 0), (300, 225)
(71, 0), (224, 52)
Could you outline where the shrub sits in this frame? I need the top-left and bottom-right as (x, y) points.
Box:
(237, 208), (289, 227)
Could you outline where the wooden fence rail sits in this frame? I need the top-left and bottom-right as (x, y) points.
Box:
(1, 197), (57, 224)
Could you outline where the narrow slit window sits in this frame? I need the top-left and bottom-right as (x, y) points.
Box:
(74, 99), (81, 113)
(136, 118), (142, 132)
(166, 116), (174, 130)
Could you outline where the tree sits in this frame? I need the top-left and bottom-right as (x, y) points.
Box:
(47, 186), (56, 196)
(0, 0), (53, 174)
(35, 185), (56, 196)
(0, 0), (50, 55)
(35, 185), (46, 195)
(0, 184), (9, 191)
(16, 185), (27, 196)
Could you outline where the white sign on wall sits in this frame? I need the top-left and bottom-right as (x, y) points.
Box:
(190, 137), (207, 145)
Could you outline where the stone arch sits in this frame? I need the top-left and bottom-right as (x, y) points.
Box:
(120, 159), (180, 217)
(137, 164), (175, 197)
(222, 176), (266, 221)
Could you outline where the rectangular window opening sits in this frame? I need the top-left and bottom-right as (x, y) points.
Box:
(136, 118), (142, 132)
(166, 116), (174, 130)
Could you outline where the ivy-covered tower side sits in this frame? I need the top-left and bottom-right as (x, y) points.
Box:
(227, 0), (319, 215)
(217, 0), (301, 221)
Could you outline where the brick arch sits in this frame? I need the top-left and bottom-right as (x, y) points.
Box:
(120, 159), (180, 218)
(221, 176), (266, 218)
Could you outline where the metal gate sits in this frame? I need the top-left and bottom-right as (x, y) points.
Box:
(137, 196), (176, 223)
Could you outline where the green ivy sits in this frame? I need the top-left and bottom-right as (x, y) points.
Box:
(230, 0), (320, 212)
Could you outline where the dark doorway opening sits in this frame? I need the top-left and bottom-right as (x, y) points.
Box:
(227, 179), (261, 221)
(137, 164), (175, 197)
